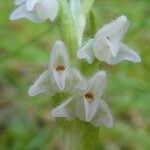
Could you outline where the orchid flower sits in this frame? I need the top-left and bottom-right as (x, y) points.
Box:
(52, 71), (113, 128)
(77, 15), (141, 65)
(28, 41), (83, 96)
(10, 0), (58, 22)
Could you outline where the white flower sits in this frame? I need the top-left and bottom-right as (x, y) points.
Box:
(10, 0), (58, 22)
(28, 40), (83, 96)
(77, 15), (141, 65)
(52, 71), (113, 128)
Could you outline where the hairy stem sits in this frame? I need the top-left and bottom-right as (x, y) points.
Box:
(57, 0), (78, 59)
(64, 120), (99, 150)
(56, 1), (99, 150)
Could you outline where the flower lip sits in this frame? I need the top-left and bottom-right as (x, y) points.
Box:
(56, 64), (65, 72)
(84, 92), (94, 103)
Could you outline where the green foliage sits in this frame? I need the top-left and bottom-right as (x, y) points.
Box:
(0, 0), (150, 149)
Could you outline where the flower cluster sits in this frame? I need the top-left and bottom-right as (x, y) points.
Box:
(10, 0), (141, 128)
(28, 41), (113, 127)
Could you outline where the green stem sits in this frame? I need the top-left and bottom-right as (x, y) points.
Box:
(64, 120), (99, 150)
(55, 1), (99, 150)
(57, 0), (78, 59)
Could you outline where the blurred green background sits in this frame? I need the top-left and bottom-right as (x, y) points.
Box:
(0, 0), (150, 150)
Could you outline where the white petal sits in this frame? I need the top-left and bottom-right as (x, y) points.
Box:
(35, 2), (48, 20)
(36, 0), (58, 21)
(94, 15), (129, 58)
(77, 39), (94, 64)
(94, 37), (118, 59)
(50, 41), (69, 91)
(51, 96), (76, 120)
(93, 37), (112, 62)
(69, 69), (83, 83)
(28, 70), (52, 96)
(15, 0), (25, 5)
(106, 37), (120, 57)
(65, 69), (84, 92)
(26, 0), (39, 11)
(87, 71), (107, 98)
(75, 96), (86, 121)
(74, 79), (88, 95)
(50, 41), (69, 69)
(91, 99), (113, 128)
(84, 98), (99, 122)
(96, 15), (129, 38)
(52, 70), (67, 91)
(106, 43), (141, 64)
(47, 0), (58, 21)
(10, 4), (44, 23)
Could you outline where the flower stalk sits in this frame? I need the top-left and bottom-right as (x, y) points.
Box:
(55, 1), (102, 149)
(64, 120), (99, 150)
(57, 0), (78, 59)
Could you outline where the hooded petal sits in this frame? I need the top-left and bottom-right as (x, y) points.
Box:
(50, 41), (69, 69)
(96, 15), (129, 39)
(26, 0), (39, 11)
(77, 39), (94, 64)
(10, 4), (44, 23)
(84, 98), (99, 122)
(51, 96), (76, 120)
(106, 43), (141, 64)
(94, 15), (129, 57)
(87, 71), (107, 98)
(28, 70), (53, 96)
(91, 99), (113, 128)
